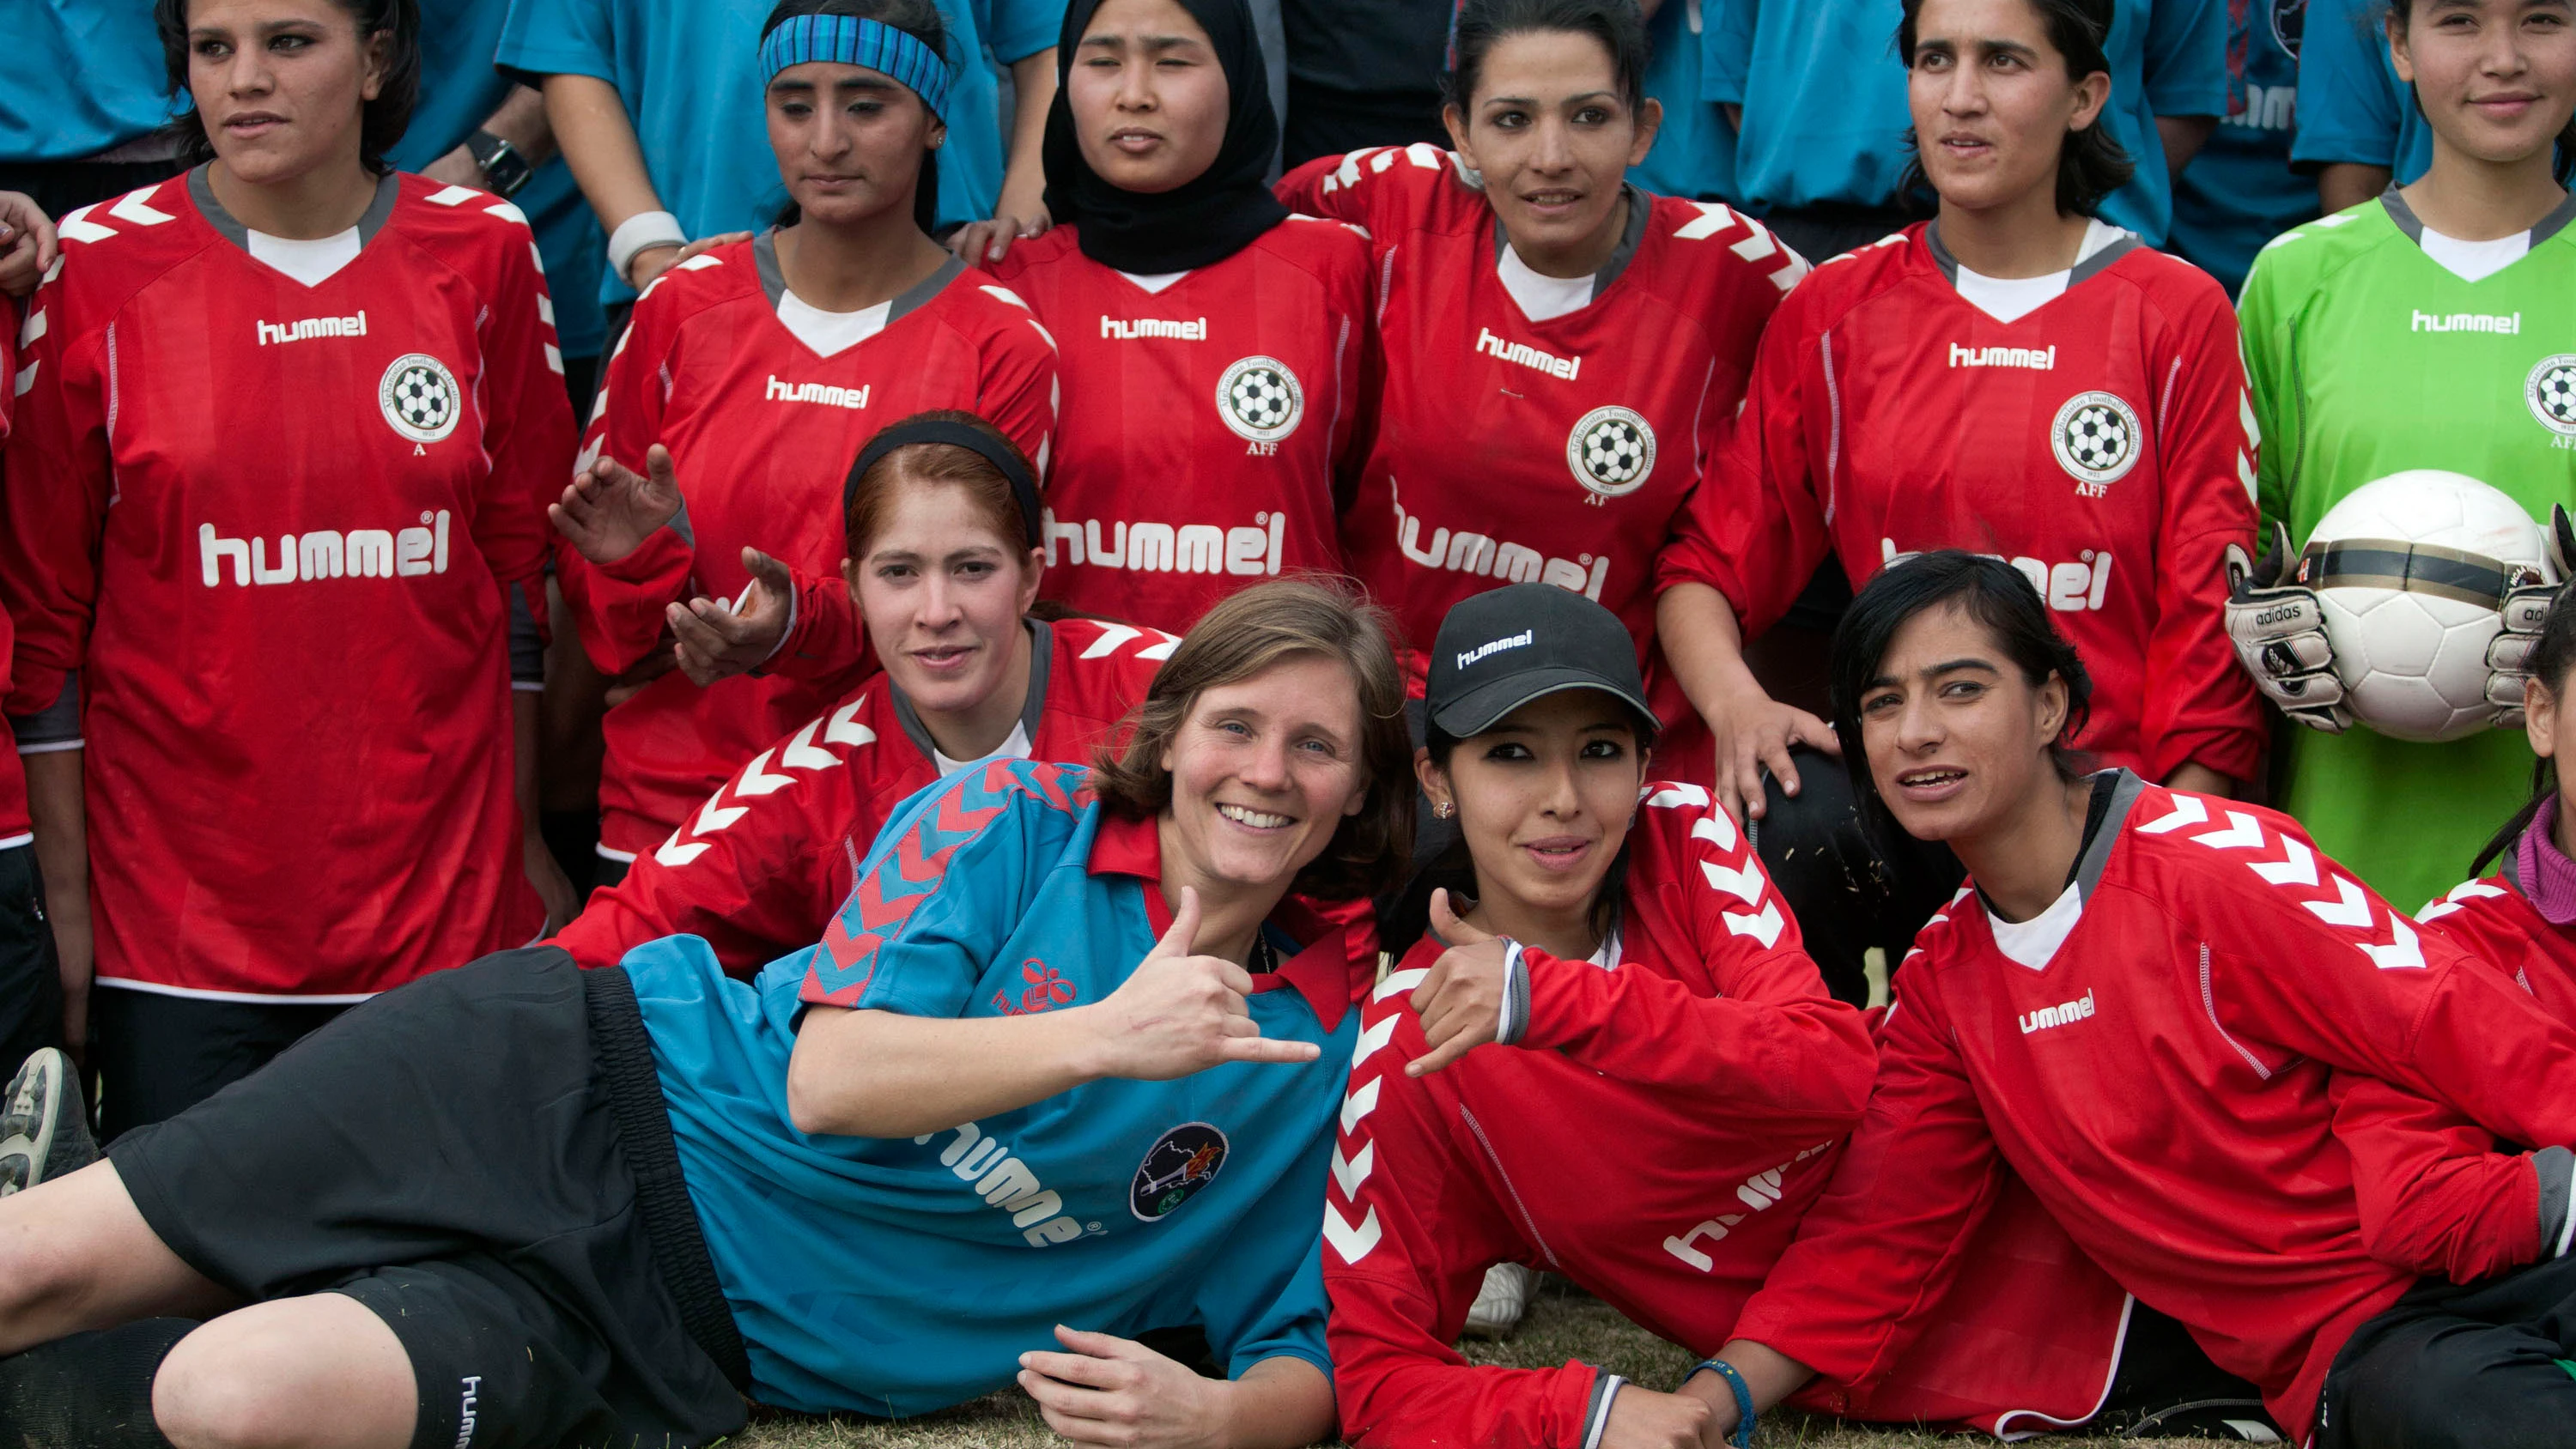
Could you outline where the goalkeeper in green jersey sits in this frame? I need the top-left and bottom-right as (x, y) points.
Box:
(2228, 0), (2576, 915)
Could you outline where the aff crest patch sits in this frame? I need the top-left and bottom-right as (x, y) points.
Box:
(1566, 405), (1655, 500)
(1130, 1122), (1229, 1222)
(379, 354), (461, 444)
(2527, 355), (2576, 438)
(2050, 390), (2142, 492)
(1216, 355), (1303, 444)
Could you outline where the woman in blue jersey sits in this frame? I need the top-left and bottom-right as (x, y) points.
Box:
(0, 579), (1410, 1449)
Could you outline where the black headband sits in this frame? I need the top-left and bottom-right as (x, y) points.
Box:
(843, 418), (1044, 549)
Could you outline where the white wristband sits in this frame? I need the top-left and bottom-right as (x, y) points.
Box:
(608, 210), (686, 284)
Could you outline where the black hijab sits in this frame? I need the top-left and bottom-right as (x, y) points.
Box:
(1040, 0), (1290, 274)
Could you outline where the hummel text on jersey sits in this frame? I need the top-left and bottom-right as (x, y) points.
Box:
(201, 512), (452, 586)
(1394, 483), (1612, 600)
(257, 310), (367, 346)
(916, 1120), (1089, 1246)
(1883, 537), (2111, 613)
(1101, 316), (1206, 341)
(2412, 309), (2521, 335)
(1949, 343), (2057, 370)
(766, 374), (871, 409)
(2019, 988), (2098, 1034)
(1042, 509), (1287, 577)
(1475, 327), (1581, 380)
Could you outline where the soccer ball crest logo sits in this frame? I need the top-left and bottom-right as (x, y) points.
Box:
(379, 354), (461, 445)
(2525, 355), (2576, 437)
(2050, 391), (2142, 490)
(1216, 355), (1303, 444)
(1130, 1122), (1229, 1222)
(1566, 405), (1656, 500)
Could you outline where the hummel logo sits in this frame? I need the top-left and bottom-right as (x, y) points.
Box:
(2020, 988), (2096, 1034)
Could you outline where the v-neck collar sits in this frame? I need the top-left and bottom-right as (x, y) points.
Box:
(1983, 769), (2144, 971)
(1488, 185), (1651, 326)
(188, 163), (399, 288)
(887, 619), (1054, 767)
(2379, 185), (2576, 285)
(753, 228), (964, 358)
(1924, 216), (2138, 325)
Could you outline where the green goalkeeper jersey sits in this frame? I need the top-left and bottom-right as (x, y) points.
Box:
(2240, 190), (2576, 912)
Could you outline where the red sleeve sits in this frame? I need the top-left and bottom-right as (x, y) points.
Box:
(2329, 1071), (2544, 1282)
(1325, 229), (1376, 520)
(1515, 786), (1875, 1134)
(1277, 145), (1452, 233)
(1731, 945), (2009, 1386)
(467, 220), (574, 585)
(1326, 976), (1619, 1448)
(2136, 283), (2263, 784)
(557, 292), (695, 676)
(0, 264), (108, 713)
(1275, 152), (1356, 219)
(1655, 283), (1832, 637)
(551, 698), (874, 975)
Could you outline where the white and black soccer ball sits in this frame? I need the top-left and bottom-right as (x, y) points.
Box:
(2302, 470), (2552, 743)
(1583, 418), (1649, 484)
(2061, 404), (2129, 472)
(1229, 367), (1291, 431)
(2533, 359), (2576, 431)
(392, 367), (453, 432)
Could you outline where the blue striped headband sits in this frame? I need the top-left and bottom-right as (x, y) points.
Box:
(759, 15), (952, 119)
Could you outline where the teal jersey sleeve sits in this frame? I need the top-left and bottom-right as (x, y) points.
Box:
(987, 0), (1067, 66)
(1703, 0), (1752, 106)
(2290, 0), (2433, 180)
(2142, 0), (2229, 117)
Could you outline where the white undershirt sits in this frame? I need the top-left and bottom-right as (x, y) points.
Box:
(247, 227), (362, 288)
(1585, 931), (1623, 971)
(1986, 881), (2086, 971)
(1952, 217), (2127, 324)
(933, 720), (1033, 776)
(776, 289), (892, 356)
(1497, 242), (1596, 323)
(2418, 224), (2531, 284)
(1117, 270), (1192, 294)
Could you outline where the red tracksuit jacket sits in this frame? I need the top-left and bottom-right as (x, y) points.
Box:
(552, 615), (1168, 976)
(1735, 772), (2576, 1444)
(1324, 782), (1874, 1446)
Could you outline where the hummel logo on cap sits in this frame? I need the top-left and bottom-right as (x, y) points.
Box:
(1426, 584), (1657, 739)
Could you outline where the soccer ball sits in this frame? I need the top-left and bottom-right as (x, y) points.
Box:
(2061, 404), (2129, 472)
(1583, 419), (1649, 484)
(1228, 367), (1291, 430)
(2300, 470), (2551, 743)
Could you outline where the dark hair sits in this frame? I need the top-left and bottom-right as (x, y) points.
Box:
(1443, 0), (1649, 118)
(1829, 552), (2094, 839)
(2476, 586), (2576, 875)
(1893, 0), (2135, 217)
(155, 0), (421, 175)
(1395, 696), (1659, 952)
(1089, 578), (1413, 902)
(2383, 0), (2576, 185)
(760, 0), (946, 231)
(841, 409), (1036, 563)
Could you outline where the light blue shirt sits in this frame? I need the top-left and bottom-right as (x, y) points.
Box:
(2167, 0), (2313, 294)
(2289, 0), (2432, 184)
(629, 761), (1347, 1415)
(497, 0), (1063, 309)
(1704, 0), (2229, 245)
(1630, 0), (1738, 203)
(1, 3), (184, 162)
(391, 0), (608, 356)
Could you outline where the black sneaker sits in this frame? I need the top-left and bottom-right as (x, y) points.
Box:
(0, 1049), (96, 1195)
(2117, 1397), (2286, 1441)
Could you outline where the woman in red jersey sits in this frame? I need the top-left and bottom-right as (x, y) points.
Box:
(1668, 553), (2576, 1449)
(555, 410), (1173, 977)
(550, 0), (1057, 886)
(1322, 583), (1873, 1449)
(0, 0), (573, 1138)
(1655, 0), (2261, 998)
(968, 0), (1370, 633)
(1275, 0), (1804, 761)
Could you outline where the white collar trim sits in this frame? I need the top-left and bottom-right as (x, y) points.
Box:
(1987, 881), (2084, 972)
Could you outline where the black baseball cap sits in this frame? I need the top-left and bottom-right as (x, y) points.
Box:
(1426, 584), (1659, 739)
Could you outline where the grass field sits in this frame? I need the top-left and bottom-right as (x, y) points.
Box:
(732, 1278), (2227, 1449)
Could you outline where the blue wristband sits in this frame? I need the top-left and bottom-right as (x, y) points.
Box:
(1692, 1358), (1757, 1449)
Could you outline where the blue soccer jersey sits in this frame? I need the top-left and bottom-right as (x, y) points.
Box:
(1629, 0), (1738, 203)
(1, 3), (179, 162)
(2168, 0), (2315, 294)
(2291, 0), (2432, 185)
(1706, 0), (2227, 246)
(627, 759), (1367, 1415)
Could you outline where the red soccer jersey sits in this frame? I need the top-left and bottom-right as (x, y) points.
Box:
(982, 219), (1370, 632)
(563, 235), (1059, 857)
(1325, 783), (1874, 1448)
(1278, 146), (1801, 740)
(1662, 222), (2263, 784)
(0, 295), (24, 847)
(1735, 773), (2576, 1443)
(553, 615), (1168, 976)
(0, 168), (570, 999)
